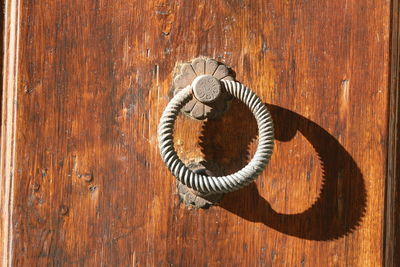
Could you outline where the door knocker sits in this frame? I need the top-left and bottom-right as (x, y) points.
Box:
(158, 57), (274, 208)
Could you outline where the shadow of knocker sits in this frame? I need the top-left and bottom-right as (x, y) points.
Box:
(200, 100), (367, 241)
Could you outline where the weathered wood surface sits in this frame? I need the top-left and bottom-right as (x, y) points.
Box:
(0, 0), (393, 266)
(385, 0), (400, 266)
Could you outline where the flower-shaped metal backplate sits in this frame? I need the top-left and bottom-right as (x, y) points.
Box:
(173, 57), (234, 120)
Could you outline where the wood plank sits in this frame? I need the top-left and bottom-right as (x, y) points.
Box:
(1, 0), (391, 265)
(1, 0), (20, 265)
(385, 0), (400, 266)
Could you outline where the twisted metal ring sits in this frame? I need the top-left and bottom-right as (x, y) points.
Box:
(158, 80), (274, 194)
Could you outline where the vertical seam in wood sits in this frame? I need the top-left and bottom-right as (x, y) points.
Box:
(385, 0), (400, 266)
(0, 0), (20, 266)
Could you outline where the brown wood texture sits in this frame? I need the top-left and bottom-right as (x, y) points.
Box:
(0, 0), (393, 266)
(1, 0), (18, 266)
(385, 0), (400, 266)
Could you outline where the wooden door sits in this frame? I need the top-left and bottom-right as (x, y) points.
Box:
(1, 0), (399, 266)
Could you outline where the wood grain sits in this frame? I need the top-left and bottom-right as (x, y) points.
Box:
(1, 0), (393, 266)
(385, 0), (400, 266)
(1, 0), (20, 265)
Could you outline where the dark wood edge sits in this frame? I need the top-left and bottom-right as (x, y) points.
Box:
(0, 0), (20, 265)
(385, 0), (400, 266)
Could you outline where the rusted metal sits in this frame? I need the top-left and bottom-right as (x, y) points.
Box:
(172, 57), (234, 120)
(177, 161), (224, 209)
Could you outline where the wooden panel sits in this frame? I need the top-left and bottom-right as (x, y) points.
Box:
(385, 0), (400, 266)
(1, 0), (391, 266)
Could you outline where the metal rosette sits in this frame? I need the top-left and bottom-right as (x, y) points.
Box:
(172, 57), (234, 120)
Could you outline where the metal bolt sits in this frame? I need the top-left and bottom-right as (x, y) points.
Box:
(192, 75), (221, 103)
